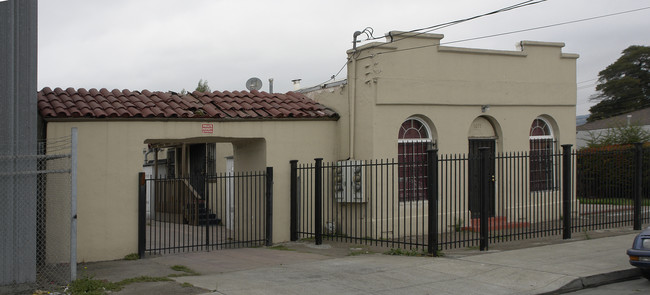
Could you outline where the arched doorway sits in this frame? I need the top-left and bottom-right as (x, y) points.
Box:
(468, 117), (497, 218)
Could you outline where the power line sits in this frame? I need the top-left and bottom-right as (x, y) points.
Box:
(438, 6), (650, 47)
(369, 0), (547, 42)
(317, 5), (650, 87)
(318, 0), (548, 86)
(578, 78), (598, 85)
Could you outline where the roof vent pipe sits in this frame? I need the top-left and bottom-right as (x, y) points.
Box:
(353, 31), (362, 50)
(269, 78), (274, 93)
(292, 79), (301, 91)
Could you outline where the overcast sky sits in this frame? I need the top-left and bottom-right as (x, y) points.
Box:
(38, 0), (650, 115)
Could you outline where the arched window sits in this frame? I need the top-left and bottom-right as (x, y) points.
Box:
(529, 118), (555, 191)
(398, 118), (432, 201)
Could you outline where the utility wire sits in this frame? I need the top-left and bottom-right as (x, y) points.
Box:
(439, 6), (650, 47)
(318, 0), (547, 86)
(318, 4), (650, 87)
(376, 0), (547, 42)
(578, 78), (598, 85)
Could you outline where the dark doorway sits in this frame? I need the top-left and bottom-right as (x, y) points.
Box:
(468, 139), (495, 218)
(189, 144), (207, 198)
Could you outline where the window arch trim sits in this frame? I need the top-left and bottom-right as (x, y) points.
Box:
(398, 117), (433, 143)
(529, 118), (554, 140)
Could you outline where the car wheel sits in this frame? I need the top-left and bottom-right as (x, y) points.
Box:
(642, 269), (650, 280)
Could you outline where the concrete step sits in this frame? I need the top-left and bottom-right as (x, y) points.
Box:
(461, 216), (530, 232)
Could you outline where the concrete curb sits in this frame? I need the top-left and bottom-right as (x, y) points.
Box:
(543, 268), (641, 294)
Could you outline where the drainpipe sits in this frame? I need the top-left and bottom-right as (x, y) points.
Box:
(348, 31), (362, 159)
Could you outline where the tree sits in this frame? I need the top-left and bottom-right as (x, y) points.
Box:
(196, 79), (211, 92)
(587, 45), (650, 122)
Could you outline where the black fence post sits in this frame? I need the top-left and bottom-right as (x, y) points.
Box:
(205, 174), (209, 250)
(427, 149), (439, 256)
(314, 158), (323, 245)
(562, 144), (573, 239)
(479, 147), (490, 251)
(266, 167), (274, 246)
(290, 160), (299, 241)
(634, 143), (643, 230)
(138, 172), (146, 259)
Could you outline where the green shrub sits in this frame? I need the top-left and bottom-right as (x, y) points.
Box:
(576, 143), (650, 200)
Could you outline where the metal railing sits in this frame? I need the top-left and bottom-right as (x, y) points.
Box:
(291, 144), (650, 254)
(574, 143), (650, 231)
(138, 167), (272, 256)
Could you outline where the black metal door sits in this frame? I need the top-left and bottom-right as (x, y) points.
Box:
(468, 139), (495, 218)
(189, 144), (206, 198)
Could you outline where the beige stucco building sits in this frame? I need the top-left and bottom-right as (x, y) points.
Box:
(40, 89), (339, 262)
(304, 31), (578, 158)
(39, 31), (578, 262)
(299, 31), (578, 241)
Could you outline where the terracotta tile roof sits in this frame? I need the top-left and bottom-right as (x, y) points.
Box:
(38, 87), (338, 120)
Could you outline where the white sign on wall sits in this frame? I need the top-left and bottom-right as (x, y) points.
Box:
(202, 123), (213, 134)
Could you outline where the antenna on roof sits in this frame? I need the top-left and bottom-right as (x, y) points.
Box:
(246, 77), (263, 91)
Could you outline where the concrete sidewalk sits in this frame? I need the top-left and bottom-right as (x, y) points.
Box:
(83, 233), (645, 295)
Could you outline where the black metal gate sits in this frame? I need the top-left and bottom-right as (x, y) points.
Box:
(138, 168), (273, 256)
(468, 139), (495, 218)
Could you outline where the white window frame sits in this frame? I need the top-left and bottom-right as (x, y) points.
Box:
(529, 118), (556, 192)
(398, 117), (434, 202)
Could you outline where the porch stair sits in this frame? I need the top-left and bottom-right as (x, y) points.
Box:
(461, 216), (530, 232)
(185, 199), (221, 226)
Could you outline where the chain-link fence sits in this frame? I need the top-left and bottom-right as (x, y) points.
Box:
(1, 129), (76, 294)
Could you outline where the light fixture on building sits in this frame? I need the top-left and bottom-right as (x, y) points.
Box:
(481, 105), (490, 113)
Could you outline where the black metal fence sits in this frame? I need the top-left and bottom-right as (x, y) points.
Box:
(138, 168), (272, 256)
(574, 144), (650, 231)
(291, 144), (650, 255)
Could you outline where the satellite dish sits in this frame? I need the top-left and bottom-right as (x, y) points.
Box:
(246, 77), (263, 91)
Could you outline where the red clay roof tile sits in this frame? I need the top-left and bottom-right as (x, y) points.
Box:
(150, 106), (164, 116)
(141, 108), (154, 117)
(243, 109), (258, 118)
(80, 108), (94, 116)
(38, 87), (338, 120)
(253, 109), (269, 117)
(94, 109), (108, 117)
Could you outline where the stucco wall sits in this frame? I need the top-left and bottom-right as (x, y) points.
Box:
(307, 32), (578, 236)
(313, 32), (577, 159)
(46, 119), (338, 262)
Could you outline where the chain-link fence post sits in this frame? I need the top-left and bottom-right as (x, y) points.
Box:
(1, 130), (75, 293)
